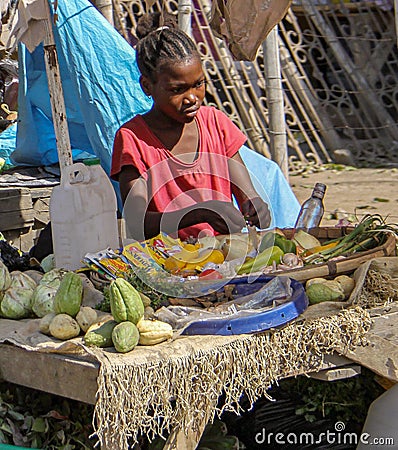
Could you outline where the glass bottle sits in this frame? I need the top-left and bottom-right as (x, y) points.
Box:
(294, 183), (326, 232)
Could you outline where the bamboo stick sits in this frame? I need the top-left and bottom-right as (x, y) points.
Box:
(92, 0), (114, 25)
(262, 26), (289, 180)
(178, 0), (192, 37)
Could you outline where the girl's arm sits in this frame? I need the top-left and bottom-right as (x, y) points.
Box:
(228, 152), (271, 229)
(119, 166), (245, 240)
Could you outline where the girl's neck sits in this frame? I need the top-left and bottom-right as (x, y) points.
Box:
(143, 108), (179, 131)
(142, 110), (199, 161)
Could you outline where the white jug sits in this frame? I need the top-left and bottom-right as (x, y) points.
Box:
(357, 383), (398, 449)
(50, 160), (119, 270)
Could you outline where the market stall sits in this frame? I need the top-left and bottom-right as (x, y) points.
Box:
(0, 217), (397, 448)
(0, 302), (372, 449)
(0, 1), (398, 449)
(0, 257), (397, 449)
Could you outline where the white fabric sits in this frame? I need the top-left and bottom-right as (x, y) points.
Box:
(8, 0), (47, 53)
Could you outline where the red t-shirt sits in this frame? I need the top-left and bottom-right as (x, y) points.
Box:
(111, 106), (247, 240)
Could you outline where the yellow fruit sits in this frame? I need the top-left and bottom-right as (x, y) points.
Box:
(184, 262), (201, 271)
(173, 247), (200, 262)
(206, 249), (225, 264)
(164, 257), (186, 273)
(137, 318), (173, 345)
(183, 243), (200, 251)
(185, 249), (225, 271)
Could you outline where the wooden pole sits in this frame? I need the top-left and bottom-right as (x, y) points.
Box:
(178, 0), (192, 37)
(395, 0), (398, 47)
(43, 0), (73, 170)
(91, 0), (114, 26)
(262, 26), (289, 180)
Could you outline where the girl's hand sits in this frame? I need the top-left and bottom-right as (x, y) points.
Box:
(197, 200), (246, 235)
(241, 197), (271, 229)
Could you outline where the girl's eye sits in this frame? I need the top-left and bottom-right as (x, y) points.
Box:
(196, 79), (206, 88)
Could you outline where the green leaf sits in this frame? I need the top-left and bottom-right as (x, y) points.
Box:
(304, 413), (317, 422)
(32, 417), (46, 433)
(59, 444), (74, 450)
(373, 197), (389, 203)
(8, 410), (25, 421)
(0, 422), (12, 434)
(56, 429), (66, 443)
(0, 430), (8, 442)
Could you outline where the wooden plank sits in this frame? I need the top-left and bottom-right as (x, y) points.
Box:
(29, 187), (54, 199)
(367, 311), (398, 345)
(0, 188), (32, 212)
(164, 403), (216, 450)
(0, 210), (35, 230)
(343, 312), (398, 382)
(308, 364), (361, 381)
(0, 345), (99, 404)
(33, 197), (50, 224)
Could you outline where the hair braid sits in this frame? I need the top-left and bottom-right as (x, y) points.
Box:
(135, 14), (199, 80)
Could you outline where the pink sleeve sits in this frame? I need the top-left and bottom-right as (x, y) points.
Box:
(111, 126), (148, 181)
(211, 107), (247, 157)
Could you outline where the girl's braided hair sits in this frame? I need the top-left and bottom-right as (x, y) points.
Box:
(135, 12), (199, 81)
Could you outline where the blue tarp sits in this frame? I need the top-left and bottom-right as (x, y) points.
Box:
(11, 0), (152, 174)
(7, 0), (299, 227)
(239, 146), (300, 228)
(0, 123), (17, 165)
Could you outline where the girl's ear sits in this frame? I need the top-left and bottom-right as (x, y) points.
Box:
(140, 75), (152, 97)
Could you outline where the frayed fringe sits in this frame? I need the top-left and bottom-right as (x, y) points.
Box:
(92, 306), (370, 449)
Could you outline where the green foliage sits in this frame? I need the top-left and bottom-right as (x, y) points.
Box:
(281, 369), (384, 425)
(95, 285), (110, 312)
(0, 382), (95, 449)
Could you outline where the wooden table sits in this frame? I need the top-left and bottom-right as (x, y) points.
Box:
(0, 306), (397, 449)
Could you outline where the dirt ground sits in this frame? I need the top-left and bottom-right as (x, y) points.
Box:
(289, 167), (398, 227)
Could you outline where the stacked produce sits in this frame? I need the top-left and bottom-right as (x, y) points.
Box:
(305, 275), (356, 305)
(0, 259), (174, 353)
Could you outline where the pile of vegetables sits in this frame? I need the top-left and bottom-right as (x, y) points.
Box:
(84, 277), (173, 352)
(305, 275), (356, 305)
(0, 259), (174, 353)
(302, 214), (398, 265)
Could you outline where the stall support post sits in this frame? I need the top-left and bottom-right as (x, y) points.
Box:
(262, 25), (289, 180)
(43, 0), (73, 170)
(395, 0), (398, 47)
(178, 0), (192, 37)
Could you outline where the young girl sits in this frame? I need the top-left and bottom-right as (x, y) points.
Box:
(111, 13), (271, 241)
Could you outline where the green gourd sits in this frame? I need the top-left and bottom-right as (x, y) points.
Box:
(112, 321), (140, 353)
(53, 272), (83, 317)
(109, 278), (144, 324)
(84, 319), (118, 347)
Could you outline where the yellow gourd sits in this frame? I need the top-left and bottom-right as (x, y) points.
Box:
(137, 318), (173, 345)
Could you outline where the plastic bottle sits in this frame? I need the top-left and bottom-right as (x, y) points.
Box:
(50, 159), (119, 270)
(294, 183), (326, 232)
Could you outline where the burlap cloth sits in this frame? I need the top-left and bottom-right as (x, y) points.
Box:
(0, 302), (371, 449)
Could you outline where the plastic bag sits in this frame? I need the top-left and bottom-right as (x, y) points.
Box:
(209, 0), (292, 60)
(155, 276), (294, 331)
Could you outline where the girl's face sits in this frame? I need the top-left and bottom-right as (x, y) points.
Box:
(142, 56), (206, 124)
